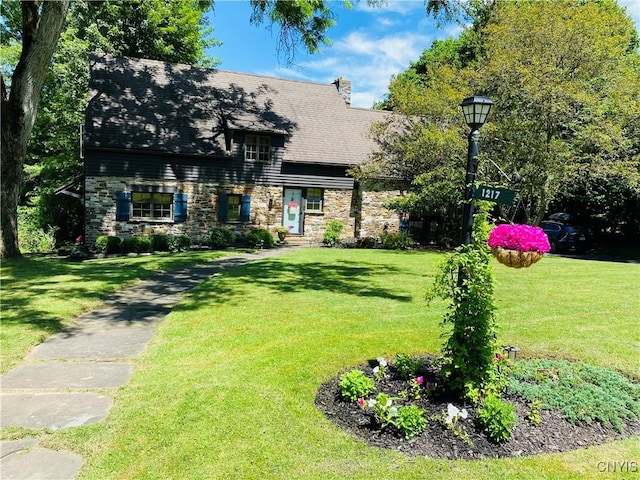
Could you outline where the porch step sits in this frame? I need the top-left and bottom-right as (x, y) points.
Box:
(282, 236), (320, 247)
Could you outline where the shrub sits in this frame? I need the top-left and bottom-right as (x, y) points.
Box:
(395, 404), (428, 439)
(477, 394), (517, 443)
(245, 228), (275, 249)
(323, 220), (344, 247)
(120, 237), (138, 254)
(339, 369), (375, 402)
(208, 227), (235, 249)
(150, 233), (170, 252)
(136, 236), (152, 253)
(17, 206), (57, 253)
(170, 234), (192, 252)
(380, 231), (413, 250)
(393, 353), (423, 380)
(95, 235), (121, 254)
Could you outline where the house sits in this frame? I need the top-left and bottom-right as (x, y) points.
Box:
(82, 54), (401, 245)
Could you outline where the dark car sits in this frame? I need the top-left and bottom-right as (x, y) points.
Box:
(541, 220), (589, 253)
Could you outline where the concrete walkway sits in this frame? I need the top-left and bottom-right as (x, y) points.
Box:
(0, 247), (297, 480)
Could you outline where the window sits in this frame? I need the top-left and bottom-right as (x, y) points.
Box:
(245, 135), (270, 162)
(131, 192), (173, 219)
(305, 188), (323, 212)
(218, 194), (251, 222)
(115, 191), (187, 223)
(227, 194), (242, 221)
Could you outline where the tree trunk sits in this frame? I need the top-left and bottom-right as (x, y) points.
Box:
(1, 1), (70, 259)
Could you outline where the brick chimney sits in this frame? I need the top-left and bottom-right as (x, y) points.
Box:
(333, 77), (351, 106)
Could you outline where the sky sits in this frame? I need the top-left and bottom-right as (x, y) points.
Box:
(206, 0), (640, 109)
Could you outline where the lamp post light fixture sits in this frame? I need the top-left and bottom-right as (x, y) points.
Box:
(460, 95), (493, 245)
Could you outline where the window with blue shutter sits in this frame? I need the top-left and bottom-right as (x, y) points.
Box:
(115, 192), (131, 221)
(217, 194), (250, 222)
(173, 193), (188, 222)
(241, 195), (251, 222)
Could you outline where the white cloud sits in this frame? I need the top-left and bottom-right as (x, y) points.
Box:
(293, 29), (432, 107)
(619, 0), (640, 21)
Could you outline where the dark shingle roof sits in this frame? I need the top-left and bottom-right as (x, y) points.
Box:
(84, 54), (389, 166)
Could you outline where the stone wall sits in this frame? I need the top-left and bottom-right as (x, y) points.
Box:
(84, 176), (401, 245)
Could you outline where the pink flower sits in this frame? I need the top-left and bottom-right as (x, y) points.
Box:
(75, 235), (84, 244)
(357, 398), (366, 409)
(415, 376), (424, 385)
(487, 224), (550, 253)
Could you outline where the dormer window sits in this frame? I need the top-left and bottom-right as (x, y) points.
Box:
(245, 134), (270, 162)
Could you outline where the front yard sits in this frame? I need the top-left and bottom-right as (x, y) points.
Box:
(2, 249), (638, 479)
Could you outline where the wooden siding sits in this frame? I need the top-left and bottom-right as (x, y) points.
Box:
(84, 148), (354, 190)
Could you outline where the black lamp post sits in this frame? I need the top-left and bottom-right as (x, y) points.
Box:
(460, 96), (493, 245)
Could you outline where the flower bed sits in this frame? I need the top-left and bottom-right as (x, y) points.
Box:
(316, 356), (640, 460)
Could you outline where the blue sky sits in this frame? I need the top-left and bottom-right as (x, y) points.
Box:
(206, 0), (640, 109)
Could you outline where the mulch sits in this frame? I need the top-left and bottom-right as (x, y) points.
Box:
(315, 359), (640, 460)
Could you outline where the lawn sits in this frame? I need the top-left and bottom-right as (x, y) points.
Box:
(3, 248), (640, 479)
(0, 251), (230, 373)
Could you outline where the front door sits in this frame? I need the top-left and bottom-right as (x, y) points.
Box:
(282, 188), (303, 235)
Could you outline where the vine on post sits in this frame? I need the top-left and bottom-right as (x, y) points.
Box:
(428, 204), (496, 397)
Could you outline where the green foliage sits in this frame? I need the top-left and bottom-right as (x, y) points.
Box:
(17, 208), (57, 253)
(526, 399), (543, 426)
(428, 208), (497, 394)
(477, 394), (517, 443)
(370, 392), (398, 428)
(323, 220), (344, 247)
(361, 0), (640, 235)
(379, 231), (413, 250)
(95, 235), (121, 254)
(120, 237), (138, 254)
(392, 353), (424, 380)
(339, 369), (375, 402)
(245, 228), (275, 249)
(120, 236), (155, 254)
(170, 234), (192, 252)
(150, 234), (171, 252)
(508, 359), (640, 431)
(207, 228), (235, 249)
(395, 404), (428, 439)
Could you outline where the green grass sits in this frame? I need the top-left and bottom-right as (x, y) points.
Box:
(3, 249), (640, 479)
(0, 251), (230, 373)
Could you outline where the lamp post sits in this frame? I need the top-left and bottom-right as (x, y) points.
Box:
(460, 96), (493, 245)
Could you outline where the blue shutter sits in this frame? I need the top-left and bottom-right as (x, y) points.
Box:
(240, 195), (251, 222)
(115, 192), (131, 221)
(173, 193), (188, 222)
(218, 194), (228, 222)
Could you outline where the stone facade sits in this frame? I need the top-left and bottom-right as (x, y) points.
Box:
(84, 176), (401, 245)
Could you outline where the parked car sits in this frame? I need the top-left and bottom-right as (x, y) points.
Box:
(540, 219), (589, 253)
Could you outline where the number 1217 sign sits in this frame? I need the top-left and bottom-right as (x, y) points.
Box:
(473, 185), (517, 206)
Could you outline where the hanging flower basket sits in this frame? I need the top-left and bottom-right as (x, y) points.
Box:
(487, 224), (550, 268)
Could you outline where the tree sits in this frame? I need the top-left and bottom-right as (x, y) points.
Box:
(359, 0), (640, 243)
(1, 1), (70, 259)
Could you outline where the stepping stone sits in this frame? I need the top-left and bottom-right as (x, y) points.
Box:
(1, 362), (132, 390)
(0, 392), (112, 430)
(1, 439), (83, 480)
(27, 324), (156, 361)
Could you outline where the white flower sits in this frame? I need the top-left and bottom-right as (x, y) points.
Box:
(377, 357), (388, 367)
(447, 403), (459, 418)
(384, 398), (393, 408)
(373, 366), (380, 375)
(368, 399), (378, 408)
(389, 406), (398, 417)
(460, 408), (468, 420)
